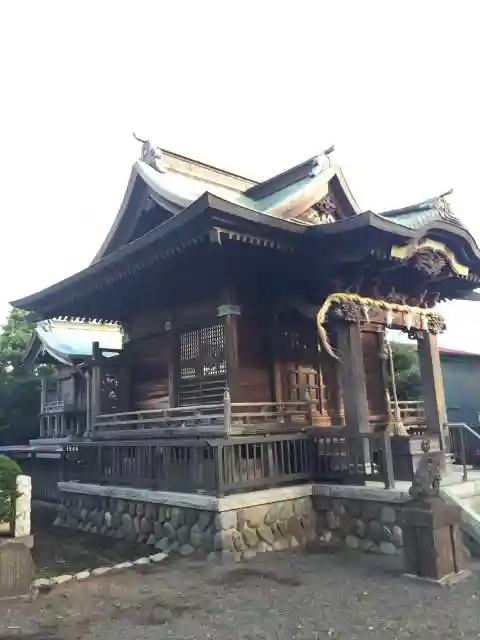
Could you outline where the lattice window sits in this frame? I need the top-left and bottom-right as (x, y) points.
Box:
(179, 324), (226, 380)
(178, 323), (227, 406)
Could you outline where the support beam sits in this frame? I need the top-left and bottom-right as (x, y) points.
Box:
(417, 331), (447, 449)
(336, 322), (371, 475)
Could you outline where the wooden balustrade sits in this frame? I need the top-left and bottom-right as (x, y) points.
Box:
(389, 400), (425, 425)
(62, 429), (395, 496)
(94, 397), (317, 438)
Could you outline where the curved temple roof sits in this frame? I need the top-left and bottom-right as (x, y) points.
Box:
(10, 142), (480, 316)
(24, 320), (122, 367)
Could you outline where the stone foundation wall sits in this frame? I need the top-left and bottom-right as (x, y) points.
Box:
(54, 492), (318, 561)
(312, 495), (404, 556)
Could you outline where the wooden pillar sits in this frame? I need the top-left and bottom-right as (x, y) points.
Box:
(417, 331), (447, 449)
(336, 322), (371, 472)
(218, 302), (241, 398)
(89, 341), (102, 438)
(167, 316), (179, 408)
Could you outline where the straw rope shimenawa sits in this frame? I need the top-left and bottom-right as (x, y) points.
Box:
(316, 292), (446, 360)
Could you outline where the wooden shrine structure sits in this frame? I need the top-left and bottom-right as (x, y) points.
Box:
(10, 142), (480, 492)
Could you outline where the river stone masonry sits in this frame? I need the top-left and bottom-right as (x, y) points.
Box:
(54, 493), (318, 560)
(312, 495), (404, 556)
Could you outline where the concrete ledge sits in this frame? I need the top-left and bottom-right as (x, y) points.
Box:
(58, 482), (313, 511)
(58, 481), (409, 511)
(312, 483), (410, 503)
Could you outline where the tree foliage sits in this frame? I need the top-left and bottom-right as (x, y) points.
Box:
(0, 308), (40, 445)
(391, 341), (422, 401)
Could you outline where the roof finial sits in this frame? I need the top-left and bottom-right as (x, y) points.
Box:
(133, 132), (166, 173)
(439, 188), (454, 199)
(311, 145), (335, 176)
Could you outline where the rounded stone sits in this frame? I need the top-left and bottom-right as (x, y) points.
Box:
(326, 511), (340, 530)
(116, 500), (127, 513)
(257, 524), (275, 545)
(201, 528), (214, 552)
(53, 574), (73, 585)
(380, 525), (393, 542)
(111, 512), (121, 529)
(184, 509), (198, 527)
(104, 512), (112, 528)
(320, 530), (333, 544)
(354, 519), (367, 538)
(179, 544), (195, 556)
(392, 525), (403, 548)
(140, 517), (153, 535)
(128, 502), (137, 516)
(157, 506), (166, 523)
(197, 511), (213, 531)
(164, 522), (177, 541)
(133, 557), (150, 566)
(243, 506), (265, 528)
(149, 552), (168, 563)
(168, 541), (180, 553)
(75, 570), (90, 581)
(345, 535), (360, 549)
(232, 530), (246, 552)
(136, 503), (145, 516)
(332, 501), (346, 516)
(215, 511), (237, 531)
(359, 538), (374, 552)
(277, 520), (289, 538)
(339, 515), (355, 536)
(121, 513), (132, 529)
(144, 503), (156, 520)
(237, 510), (247, 531)
(273, 539), (289, 551)
(264, 503), (281, 525)
(190, 524), (202, 548)
(146, 533), (156, 546)
(380, 541), (397, 556)
(279, 502), (293, 521)
(153, 522), (164, 538)
(243, 549), (257, 560)
(242, 526), (259, 548)
(156, 537), (170, 551)
(170, 507), (184, 528)
(287, 516), (306, 542)
(177, 525), (190, 546)
(368, 520), (382, 543)
(271, 522), (284, 541)
(380, 506), (396, 525)
(214, 529), (234, 551)
(133, 516), (142, 534)
(80, 508), (89, 522)
(292, 499), (304, 517)
(92, 566), (112, 577)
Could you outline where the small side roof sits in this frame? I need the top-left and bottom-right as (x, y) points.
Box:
(23, 320), (122, 368)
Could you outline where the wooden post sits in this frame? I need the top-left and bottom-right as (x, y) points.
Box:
(167, 315), (179, 408)
(223, 388), (232, 435)
(336, 322), (371, 475)
(89, 341), (102, 439)
(417, 331), (447, 450)
(218, 300), (241, 400)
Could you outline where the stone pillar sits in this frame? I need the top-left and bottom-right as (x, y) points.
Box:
(336, 322), (371, 473)
(417, 331), (447, 450)
(402, 497), (467, 582)
(14, 475), (31, 538)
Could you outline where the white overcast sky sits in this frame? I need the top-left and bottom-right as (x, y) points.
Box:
(1, 1), (479, 351)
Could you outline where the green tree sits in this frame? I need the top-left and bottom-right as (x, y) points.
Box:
(391, 342), (422, 401)
(0, 308), (40, 445)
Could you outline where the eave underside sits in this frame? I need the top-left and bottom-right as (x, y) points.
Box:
(11, 200), (480, 322)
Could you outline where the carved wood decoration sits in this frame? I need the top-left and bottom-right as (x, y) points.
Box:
(297, 194), (338, 225)
(316, 293), (446, 360)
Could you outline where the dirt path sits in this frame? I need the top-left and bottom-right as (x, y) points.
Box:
(1, 549), (480, 639)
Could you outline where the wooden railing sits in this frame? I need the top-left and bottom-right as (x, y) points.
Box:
(94, 396), (317, 438)
(62, 430), (396, 496)
(389, 400), (425, 425)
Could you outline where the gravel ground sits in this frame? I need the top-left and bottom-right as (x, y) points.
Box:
(1, 548), (480, 639)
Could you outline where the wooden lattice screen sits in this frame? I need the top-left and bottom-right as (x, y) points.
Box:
(178, 323), (227, 406)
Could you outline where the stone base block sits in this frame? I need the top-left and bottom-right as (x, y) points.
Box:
(0, 537), (36, 600)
